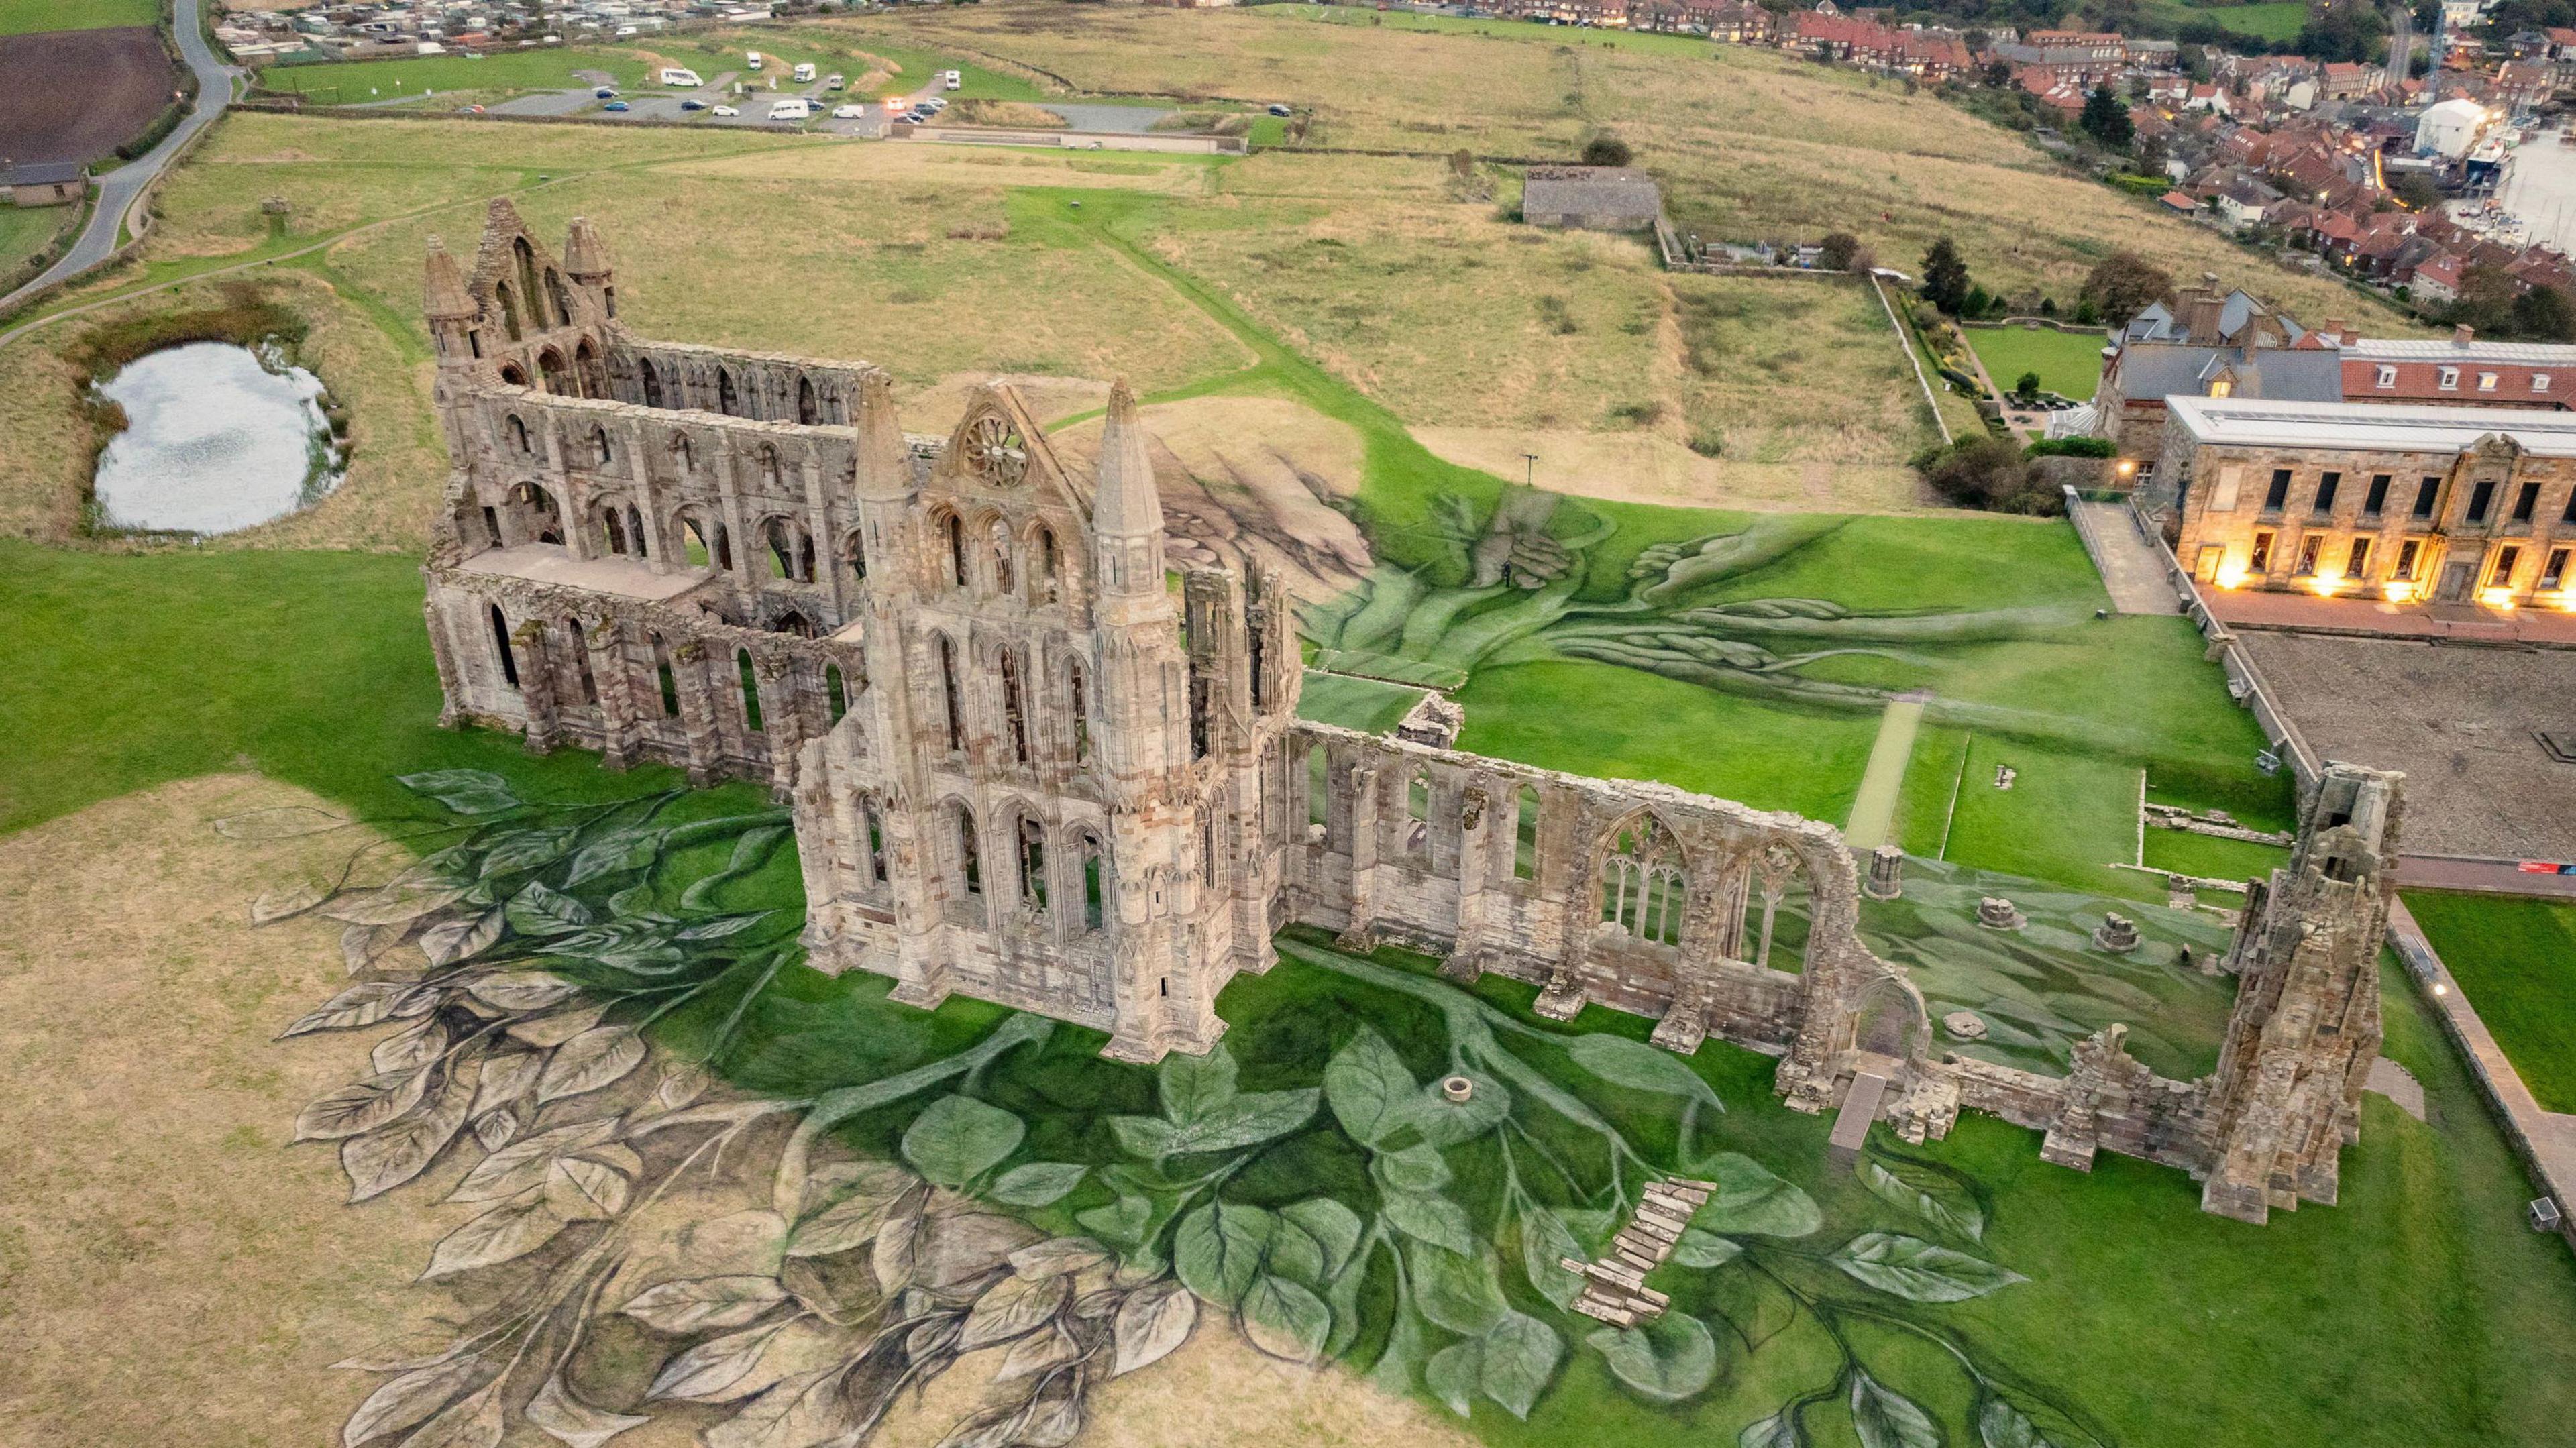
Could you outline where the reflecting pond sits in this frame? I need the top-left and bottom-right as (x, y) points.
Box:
(91, 341), (343, 535)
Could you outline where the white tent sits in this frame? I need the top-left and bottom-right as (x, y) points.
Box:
(2417, 98), (2488, 159)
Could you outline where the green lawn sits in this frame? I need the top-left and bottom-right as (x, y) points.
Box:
(1299, 669), (1424, 734)
(0, 203), (68, 280)
(253, 46), (649, 101)
(1964, 323), (2109, 402)
(2138, 0), (2314, 42)
(2403, 891), (2576, 1114)
(0, 0), (155, 34)
(2142, 829), (2289, 888)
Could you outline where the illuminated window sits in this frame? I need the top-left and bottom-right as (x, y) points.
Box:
(2491, 545), (2521, 586)
(2294, 535), (2323, 576)
(2546, 548), (2571, 590)
(2536, 374), (2553, 393)
(2394, 539), (2420, 581)
(2348, 537), (2373, 577)
(2250, 531), (2275, 572)
(2479, 372), (2500, 392)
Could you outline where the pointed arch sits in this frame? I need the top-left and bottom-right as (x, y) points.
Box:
(737, 649), (763, 732)
(576, 339), (607, 399)
(953, 801), (983, 903)
(1514, 783), (1542, 880)
(545, 267), (574, 329)
(1598, 812), (1686, 948)
(537, 348), (570, 394)
(488, 603), (519, 689)
(1075, 828), (1106, 932)
(1017, 812), (1049, 911)
(759, 444), (782, 490)
(505, 414), (531, 454)
(987, 514), (1014, 597)
(937, 510), (969, 590)
(1404, 771), (1432, 859)
(798, 374), (818, 425)
(1028, 522), (1061, 604)
(1000, 647), (1030, 766)
(651, 632), (679, 716)
(563, 616), (597, 704)
(826, 663), (849, 723)
(600, 504), (629, 556)
(514, 237), (545, 331)
(718, 367), (741, 417)
(1741, 842), (1813, 975)
(494, 280), (525, 341)
(640, 357), (665, 408)
(590, 425), (612, 467)
(843, 528), (868, 583)
(938, 634), (965, 754)
(1065, 657), (1089, 764)
(667, 429), (693, 476)
(627, 504), (647, 559)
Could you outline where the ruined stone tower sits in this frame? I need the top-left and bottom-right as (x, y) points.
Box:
(2198, 763), (2402, 1223)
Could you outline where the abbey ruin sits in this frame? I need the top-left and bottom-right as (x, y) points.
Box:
(419, 203), (2400, 1223)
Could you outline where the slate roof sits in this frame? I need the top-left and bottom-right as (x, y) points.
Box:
(1, 161), (87, 186)
(1521, 167), (1662, 223)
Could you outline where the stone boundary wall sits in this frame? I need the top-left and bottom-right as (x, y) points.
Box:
(2385, 900), (2576, 1248)
(1961, 317), (2114, 338)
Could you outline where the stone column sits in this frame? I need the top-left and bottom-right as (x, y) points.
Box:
(1335, 761), (1381, 952)
(1865, 844), (1904, 900)
(626, 421), (671, 573)
(427, 590), (468, 730)
(588, 616), (640, 771)
(1446, 780), (1495, 982)
(714, 445), (753, 596)
(513, 617), (562, 756)
(672, 640), (724, 786)
(757, 651), (802, 802)
(803, 452), (847, 621)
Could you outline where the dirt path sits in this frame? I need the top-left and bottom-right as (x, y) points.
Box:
(1843, 690), (1927, 852)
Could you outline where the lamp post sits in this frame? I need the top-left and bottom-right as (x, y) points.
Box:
(1521, 451), (1539, 489)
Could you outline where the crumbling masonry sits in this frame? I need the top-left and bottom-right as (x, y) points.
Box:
(418, 205), (2396, 1219)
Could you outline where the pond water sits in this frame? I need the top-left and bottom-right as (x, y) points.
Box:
(91, 341), (344, 535)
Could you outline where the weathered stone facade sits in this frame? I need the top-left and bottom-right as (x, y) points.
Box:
(416, 206), (2396, 1219)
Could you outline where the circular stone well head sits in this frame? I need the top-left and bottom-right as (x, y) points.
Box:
(1943, 1010), (1989, 1041)
(1440, 1074), (1475, 1103)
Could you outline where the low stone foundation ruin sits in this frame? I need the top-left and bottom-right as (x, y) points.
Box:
(415, 205), (2400, 1222)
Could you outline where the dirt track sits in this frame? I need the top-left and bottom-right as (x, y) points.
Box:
(0, 26), (176, 165)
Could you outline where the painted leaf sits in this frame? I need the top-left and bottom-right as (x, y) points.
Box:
(1858, 1154), (1985, 1242)
(1375, 1141), (1452, 1194)
(422, 1188), (566, 1279)
(1173, 1201), (1274, 1309)
(507, 1001), (612, 1049)
(1076, 1192), (1152, 1248)
(1695, 1153), (1823, 1239)
(370, 1017), (449, 1074)
(1383, 1190), (1479, 1256)
(1281, 1198), (1363, 1282)
(957, 1272), (1069, 1351)
(469, 1050), (545, 1117)
(480, 826), (579, 879)
(464, 970), (582, 1012)
(1587, 1313), (1716, 1402)
(419, 908), (506, 969)
(1850, 1370), (1940, 1448)
(1240, 1274), (1332, 1363)
(1566, 1033), (1719, 1104)
(343, 922), (405, 974)
(655, 1063), (711, 1112)
(537, 1026), (647, 1104)
(341, 1354), (485, 1447)
(1009, 1236), (1112, 1279)
(1424, 1341), (1480, 1418)
(566, 828), (662, 887)
(398, 769), (521, 814)
(1112, 1278), (1197, 1376)
(678, 913), (771, 941)
(1739, 1410), (1803, 1448)
(1670, 1226), (1743, 1269)
(446, 1117), (620, 1203)
(506, 881), (595, 936)
(645, 1321), (789, 1403)
(1323, 1026), (1419, 1147)
(623, 1276), (791, 1333)
(252, 881), (328, 925)
(1407, 1240), (1507, 1337)
(785, 1164), (916, 1257)
(1478, 1310), (1564, 1420)
(525, 1372), (650, 1448)
(343, 1062), (476, 1201)
(473, 1108), (520, 1152)
(399, 1380), (505, 1448)
(282, 981), (415, 1038)
(215, 804), (345, 840)
(545, 1153), (633, 1221)
(1520, 1205), (1588, 1309)
(1830, 1233), (2028, 1302)
(323, 882), (469, 928)
(1160, 1042), (1239, 1123)
(990, 1162), (1088, 1207)
(1979, 1396), (2061, 1448)
(296, 1068), (430, 1142)
(901, 1095), (1026, 1187)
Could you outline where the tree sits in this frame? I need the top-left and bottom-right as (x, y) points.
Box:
(2078, 251), (2174, 327)
(2514, 283), (2576, 342)
(2393, 171), (2443, 211)
(1921, 236), (1970, 315)
(1818, 231), (1862, 270)
(2138, 133), (2171, 178)
(2015, 370), (2043, 403)
(1918, 435), (2053, 514)
(1580, 132), (1633, 167)
(2080, 83), (2133, 150)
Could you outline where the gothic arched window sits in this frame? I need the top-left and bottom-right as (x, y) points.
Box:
(1600, 818), (1685, 947)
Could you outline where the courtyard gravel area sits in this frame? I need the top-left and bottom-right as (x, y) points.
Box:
(2235, 630), (2576, 859)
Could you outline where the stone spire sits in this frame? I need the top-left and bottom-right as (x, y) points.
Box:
(423, 237), (476, 321)
(1092, 378), (1163, 541)
(561, 216), (612, 281)
(853, 368), (912, 502)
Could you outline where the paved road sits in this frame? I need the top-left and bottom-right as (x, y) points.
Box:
(1043, 102), (1173, 134)
(1, 0), (242, 315)
(2069, 498), (2182, 616)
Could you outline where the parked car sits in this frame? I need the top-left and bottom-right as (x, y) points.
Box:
(825, 73), (846, 91)
(831, 104), (863, 119)
(922, 97), (947, 111)
(1268, 103), (1292, 117)
(659, 67), (703, 88)
(711, 105), (739, 117)
(594, 86), (618, 99)
(602, 100), (630, 111)
(941, 68), (961, 89)
(680, 98), (708, 111)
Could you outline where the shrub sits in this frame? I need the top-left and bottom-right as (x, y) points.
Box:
(2025, 436), (2117, 459)
(1917, 435), (2062, 514)
(1580, 132), (1633, 167)
(1688, 427), (1725, 457)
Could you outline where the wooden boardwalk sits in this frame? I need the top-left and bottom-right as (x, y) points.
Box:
(1563, 1178), (1715, 1328)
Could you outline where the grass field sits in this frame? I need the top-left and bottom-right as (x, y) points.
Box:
(1299, 669), (1426, 734)
(1965, 323), (2110, 401)
(2403, 891), (2576, 1114)
(0, 0), (154, 33)
(253, 46), (649, 100)
(0, 203), (67, 280)
(2136, 0), (2314, 42)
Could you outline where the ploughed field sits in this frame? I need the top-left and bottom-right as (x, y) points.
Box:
(0, 25), (174, 165)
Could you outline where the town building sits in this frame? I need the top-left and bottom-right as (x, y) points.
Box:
(1521, 166), (1662, 231)
(2153, 394), (2576, 605)
(3, 161), (89, 208)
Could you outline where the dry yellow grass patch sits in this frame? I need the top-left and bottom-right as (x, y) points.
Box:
(1413, 424), (1927, 514)
(0, 775), (474, 1448)
(668, 140), (1216, 194)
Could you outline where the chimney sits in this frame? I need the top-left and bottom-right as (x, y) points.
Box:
(2324, 317), (2349, 342)
(2455, 323), (2476, 345)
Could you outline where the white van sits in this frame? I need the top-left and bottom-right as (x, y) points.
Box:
(792, 62), (816, 83)
(824, 72), (845, 91)
(659, 66), (703, 88)
(941, 68), (961, 90)
(745, 50), (763, 70)
(767, 97), (812, 120)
